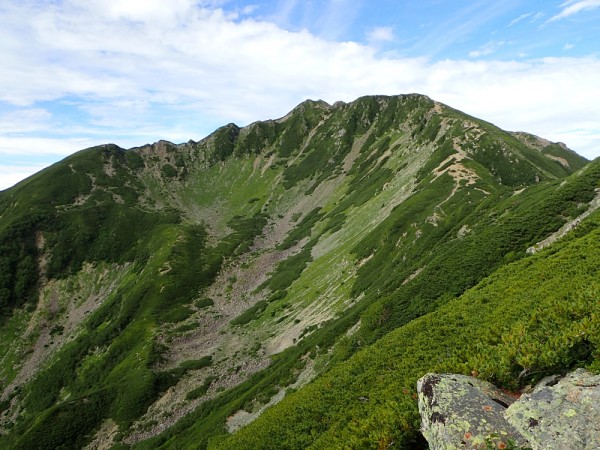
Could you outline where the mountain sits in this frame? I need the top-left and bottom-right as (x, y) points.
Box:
(0, 94), (597, 449)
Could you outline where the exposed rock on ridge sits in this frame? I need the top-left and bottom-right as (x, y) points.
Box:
(418, 369), (600, 449)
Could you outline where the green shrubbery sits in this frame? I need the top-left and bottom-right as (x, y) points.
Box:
(161, 164), (178, 178)
(0, 144), (177, 318)
(195, 297), (215, 309)
(220, 213), (600, 449)
(277, 208), (322, 250)
(209, 124), (240, 162)
(231, 300), (268, 325)
(0, 205), (268, 448)
(186, 376), (218, 400)
(349, 159), (600, 345)
(259, 239), (317, 293)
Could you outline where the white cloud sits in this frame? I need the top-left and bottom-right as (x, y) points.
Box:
(0, 1), (599, 191)
(564, 43), (575, 50)
(549, 0), (600, 22)
(240, 4), (259, 16)
(508, 12), (532, 27)
(366, 26), (394, 43)
(0, 109), (53, 134)
(468, 41), (506, 58)
(0, 163), (53, 191)
(0, 136), (100, 156)
(531, 11), (546, 22)
(78, 0), (201, 24)
(408, 2), (516, 57)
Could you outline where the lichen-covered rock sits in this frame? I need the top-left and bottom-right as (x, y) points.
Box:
(418, 369), (600, 450)
(417, 373), (527, 449)
(505, 369), (600, 450)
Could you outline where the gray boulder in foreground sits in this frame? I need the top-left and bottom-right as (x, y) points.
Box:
(417, 373), (527, 449)
(417, 368), (600, 449)
(506, 369), (600, 450)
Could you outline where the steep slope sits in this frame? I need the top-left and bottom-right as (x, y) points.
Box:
(0, 94), (593, 449)
(220, 180), (600, 449)
(138, 157), (600, 450)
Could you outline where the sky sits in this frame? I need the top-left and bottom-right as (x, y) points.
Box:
(1, 0), (599, 190)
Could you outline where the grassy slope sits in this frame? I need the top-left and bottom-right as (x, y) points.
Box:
(349, 156), (600, 347)
(237, 94), (591, 343)
(0, 216), (270, 449)
(219, 189), (600, 450)
(0, 142), (270, 448)
(131, 157), (599, 450)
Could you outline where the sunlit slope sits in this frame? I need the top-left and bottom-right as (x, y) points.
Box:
(218, 161), (600, 450)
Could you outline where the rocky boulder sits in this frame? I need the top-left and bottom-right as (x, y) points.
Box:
(417, 373), (527, 449)
(417, 368), (600, 449)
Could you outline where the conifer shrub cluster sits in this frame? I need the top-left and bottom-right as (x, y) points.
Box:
(219, 213), (600, 450)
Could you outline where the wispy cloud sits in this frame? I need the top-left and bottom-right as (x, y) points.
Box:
(548, 0), (600, 22)
(0, 109), (53, 134)
(268, 0), (363, 40)
(508, 12), (532, 27)
(408, 1), (519, 58)
(531, 11), (546, 22)
(270, 0), (301, 29)
(469, 41), (506, 58)
(309, 0), (364, 41)
(366, 26), (394, 44)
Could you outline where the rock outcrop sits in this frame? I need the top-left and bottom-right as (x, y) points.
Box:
(418, 369), (600, 449)
(417, 373), (528, 449)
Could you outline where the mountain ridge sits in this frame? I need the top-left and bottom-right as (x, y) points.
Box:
(0, 94), (597, 449)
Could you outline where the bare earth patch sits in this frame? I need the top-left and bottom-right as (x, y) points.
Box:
(226, 356), (317, 433)
(528, 187), (600, 254)
(84, 419), (119, 450)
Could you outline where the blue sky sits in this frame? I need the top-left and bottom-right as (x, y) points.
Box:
(1, 0), (599, 189)
(260, 0), (599, 59)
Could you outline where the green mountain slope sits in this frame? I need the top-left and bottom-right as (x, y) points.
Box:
(0, 94), (595, 449)
(220, 185), (600, 450)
